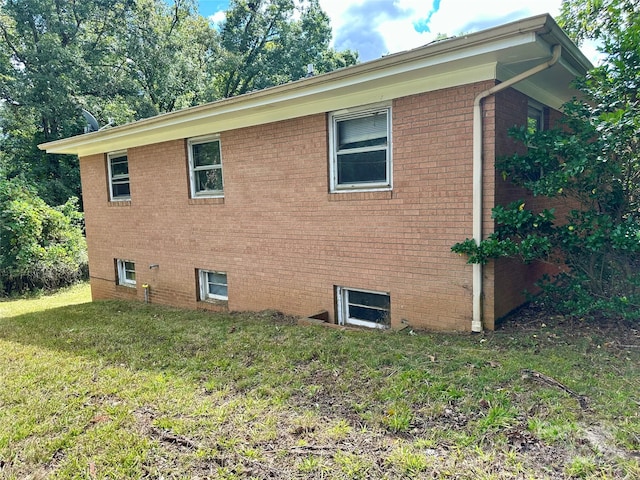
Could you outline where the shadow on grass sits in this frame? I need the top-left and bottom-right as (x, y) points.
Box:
(0, 300), (428, 397)
(1, 299), (635, 393)
(2, 298), (636, 419)
(0, 301), (295, 377)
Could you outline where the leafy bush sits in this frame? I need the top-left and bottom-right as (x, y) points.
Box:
(0, 178), (88, 295)
(452, 13), (640, 320)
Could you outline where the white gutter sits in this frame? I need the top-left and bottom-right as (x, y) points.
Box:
(471, 44), (562, 332)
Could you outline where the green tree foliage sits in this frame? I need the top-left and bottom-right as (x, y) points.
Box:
(0, 0), (355, 295)
(0, 0), (356, 206)
(0, 0), (140, 204)
(558, 0), (638, 44)
(213, 0), (357, 98)
(123, 0), (215, 114)
(0, 104), (80, 205)
(0, 177), (87, 295)
(452, 5), (640, 320)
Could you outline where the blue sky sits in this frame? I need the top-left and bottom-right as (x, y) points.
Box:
(195, 0), (598, 63)
(197, 0), (228, 18)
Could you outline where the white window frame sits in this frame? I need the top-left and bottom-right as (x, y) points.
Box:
(188, 135), (224, 198)
(198, 269), (228, 301)
(116, 259), (136, 287)
(527, 100), (545, 133)
(336, 286), (390, 329)
(329, 104), (392, 192)
(107, 151), (130, 201)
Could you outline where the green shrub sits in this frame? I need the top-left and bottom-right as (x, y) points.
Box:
(0, 178), (87, 295)
(452, 17), (640, 321)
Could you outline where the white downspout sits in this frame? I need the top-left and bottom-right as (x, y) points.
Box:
(471, 44), (562, 333)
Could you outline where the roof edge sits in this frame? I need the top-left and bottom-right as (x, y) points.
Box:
(39, 14), (592, 156)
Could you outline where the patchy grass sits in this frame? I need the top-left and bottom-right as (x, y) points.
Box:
(0, 286), (639, 479)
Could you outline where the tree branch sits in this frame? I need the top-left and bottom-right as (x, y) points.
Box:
(522, 369), (589, 409)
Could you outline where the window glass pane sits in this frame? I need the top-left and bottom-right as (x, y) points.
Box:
(338, 113), (387, 149)
(337, 150), (387, 184)
(110, 154), (130, 199)
(195, 168), (223, 192)
(124, 262), (135, 282)
(110, 157), (129, 177)
(118, 260), (135, 285)
(208, 283), (228, 297)
(349, 305), (389, 323)
(193, 141), (221, 167)
(348, 290), (390, 309)
(202, 271), (227, 299)
(527, 106), (542, 134)
(207, 272), (227, 285)
(112, 183), (130, 197)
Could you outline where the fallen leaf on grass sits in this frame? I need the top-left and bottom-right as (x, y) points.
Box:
(90, 415), (110, 424)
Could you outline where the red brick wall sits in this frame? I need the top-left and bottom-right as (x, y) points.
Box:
(79, 80), (522, 331)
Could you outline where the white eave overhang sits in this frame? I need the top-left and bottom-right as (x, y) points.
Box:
(39, 14), (592, 157)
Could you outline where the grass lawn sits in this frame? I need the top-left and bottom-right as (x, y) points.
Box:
(0, 284), (639, 479)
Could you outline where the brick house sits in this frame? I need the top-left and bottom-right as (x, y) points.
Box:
(40, 14), (591, 331)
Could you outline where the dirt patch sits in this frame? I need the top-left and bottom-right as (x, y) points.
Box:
(498, 301), (640, 344)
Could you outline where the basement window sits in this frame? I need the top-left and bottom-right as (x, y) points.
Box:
(188, 135), (224, 197)
(198, 269), (228, 301)
(108, 151), (130, 200)
(116, 259), (136, 287)
(329, 104), (392, 192)
(336, 286), (390, 329)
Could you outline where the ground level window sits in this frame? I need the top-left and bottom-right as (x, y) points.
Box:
(337, 286), (390, 329)
(198, 269), (228, 301)
(116, 259), (136, 287)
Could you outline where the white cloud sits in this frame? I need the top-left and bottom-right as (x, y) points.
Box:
(426, 0), (561, 38)
(208, 9), (226, 25)
(200, 0), (599, 65)
(319, 0), (565, 61)
(195, 0), (598, 66)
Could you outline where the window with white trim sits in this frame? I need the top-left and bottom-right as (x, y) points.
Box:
(527, 101), (544, 134)
(329, 105), (392, 192)
(108, 151), (130, 200)
(188, 135), (223, 197)
(116, 259), (136, 287)
(198, 269), (228, 301)
(336, 286), (390, 329)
